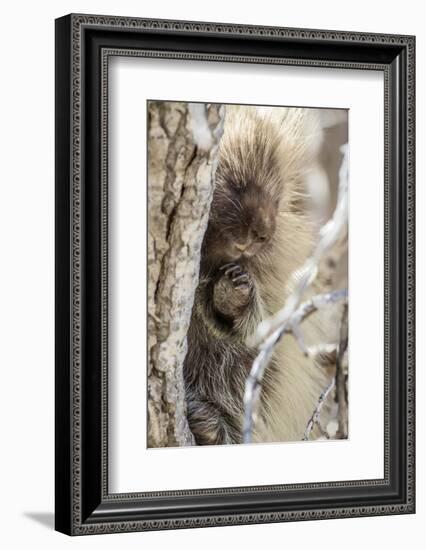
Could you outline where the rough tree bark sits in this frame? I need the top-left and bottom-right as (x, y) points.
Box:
(147, 101), (224, 447)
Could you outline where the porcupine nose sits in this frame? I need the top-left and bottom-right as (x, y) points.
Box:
(235, 242), (248, 252)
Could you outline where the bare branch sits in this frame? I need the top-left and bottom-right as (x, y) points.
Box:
(243, 289), (348, 444)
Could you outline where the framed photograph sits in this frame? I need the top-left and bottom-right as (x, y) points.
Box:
(55, 14), (415, 535)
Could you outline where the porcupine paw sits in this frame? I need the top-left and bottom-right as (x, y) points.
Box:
(213, 263), (253, 318)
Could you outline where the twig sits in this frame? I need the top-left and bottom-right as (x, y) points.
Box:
(243, 144), (349, 444)
(303, 378), (335, 441)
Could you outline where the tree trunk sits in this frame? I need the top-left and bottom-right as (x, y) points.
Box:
(147, 101), (224, 447)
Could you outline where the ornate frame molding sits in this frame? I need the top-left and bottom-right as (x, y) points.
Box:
(55, 14), (415, 535)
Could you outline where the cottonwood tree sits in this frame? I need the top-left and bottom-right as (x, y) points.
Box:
(147, 101), (224, 447)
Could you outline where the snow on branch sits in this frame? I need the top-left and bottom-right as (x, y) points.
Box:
(243, 144), (349, 444)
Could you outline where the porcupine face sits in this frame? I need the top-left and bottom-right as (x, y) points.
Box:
(201, 107), (287, 267)
(204, 182), (278, 264)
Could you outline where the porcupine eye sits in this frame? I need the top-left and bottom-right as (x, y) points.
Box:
(252, 230), (267, 243)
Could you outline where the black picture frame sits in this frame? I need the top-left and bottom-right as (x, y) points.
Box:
(55, 13), (415, 535)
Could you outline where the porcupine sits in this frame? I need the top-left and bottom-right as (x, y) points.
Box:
(183, 105), (329, 445)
